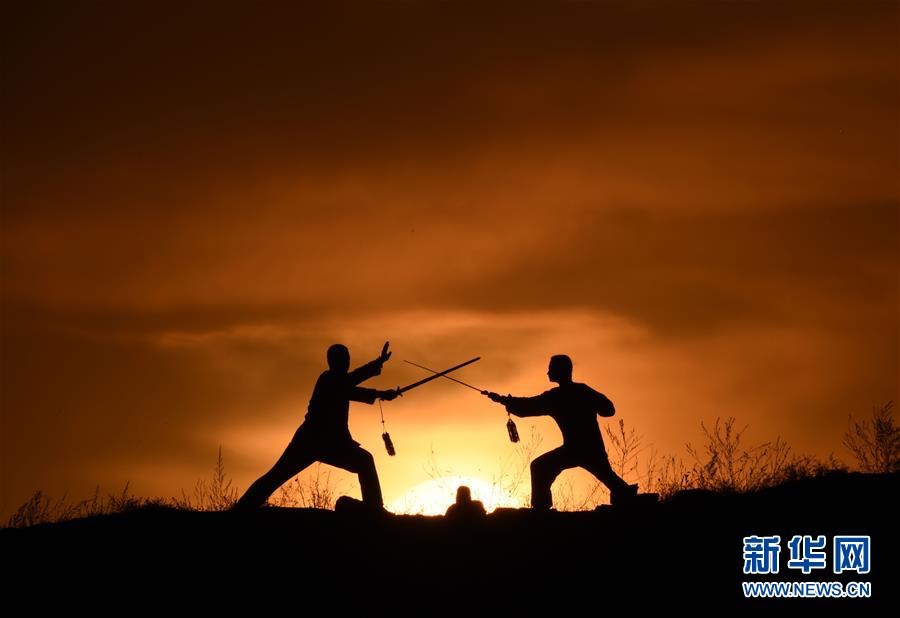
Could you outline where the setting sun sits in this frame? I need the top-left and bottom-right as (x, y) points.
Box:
(388, 476), (523, 515)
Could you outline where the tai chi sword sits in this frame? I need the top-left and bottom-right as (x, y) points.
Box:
(403, 359), (486, 393)
(403, 358), (520, 443)
(379, 357), (481, 457)
(394, 357), (481, 395)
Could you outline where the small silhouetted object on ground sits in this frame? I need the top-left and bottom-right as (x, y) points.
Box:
(483, 354), (639, 510)
(232, 342), (400, 512)
(445, 485), (486, 518)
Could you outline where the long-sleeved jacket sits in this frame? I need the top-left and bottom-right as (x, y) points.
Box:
(301, 357), (384, 443)
(504, 382), (615, 451)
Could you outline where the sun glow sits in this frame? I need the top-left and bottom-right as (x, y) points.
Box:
(388, 476), (523, 515)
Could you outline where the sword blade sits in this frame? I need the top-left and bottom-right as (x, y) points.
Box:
(397, 357), (481, 394)
(403, 359), (484, 393)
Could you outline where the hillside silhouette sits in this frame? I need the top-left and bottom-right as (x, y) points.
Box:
(3, 471), (896, 610)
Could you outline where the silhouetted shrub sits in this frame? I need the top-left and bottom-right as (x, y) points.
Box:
(843, 401), (899, 473)
(171, 446), (237, 511)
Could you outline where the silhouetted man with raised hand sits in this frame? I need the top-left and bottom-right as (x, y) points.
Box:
(233, 341), (399, 512)
(483, 354), (637, 510)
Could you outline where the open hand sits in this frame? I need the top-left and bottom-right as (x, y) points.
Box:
(379, 341), (392, 363)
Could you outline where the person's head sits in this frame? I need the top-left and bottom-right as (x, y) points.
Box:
(547, 354), (573, 384)
(327, 344), (351, 373)
(455, 485), (473, 504)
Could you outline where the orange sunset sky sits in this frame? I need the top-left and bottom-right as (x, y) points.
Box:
(1, 2), (898, 518)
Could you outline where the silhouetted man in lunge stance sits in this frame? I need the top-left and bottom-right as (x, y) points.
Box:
(484, 354), (637, 510)
(233, 342), (399, 511)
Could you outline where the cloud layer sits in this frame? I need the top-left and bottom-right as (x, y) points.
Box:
(2, 2), (897, 516)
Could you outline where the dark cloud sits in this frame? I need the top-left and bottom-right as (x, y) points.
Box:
(3, 1), (896, 214)
(440, 202), (899, 336)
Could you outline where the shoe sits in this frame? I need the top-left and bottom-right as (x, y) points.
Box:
(229, 500), (259, 513)
(611, 483), (639, 506)
(335, 496), (392, 517)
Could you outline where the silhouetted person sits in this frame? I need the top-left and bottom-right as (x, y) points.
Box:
(233, 342), (399, 512)
(483, 354), (637, 510)
(444, 485), (486, 518)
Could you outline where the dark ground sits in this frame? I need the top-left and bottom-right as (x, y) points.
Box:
(2, 472), (896, 612)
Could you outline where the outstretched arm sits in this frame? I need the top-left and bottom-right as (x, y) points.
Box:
(482, 390), (553, 418)
(348, 386), (400, 405)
